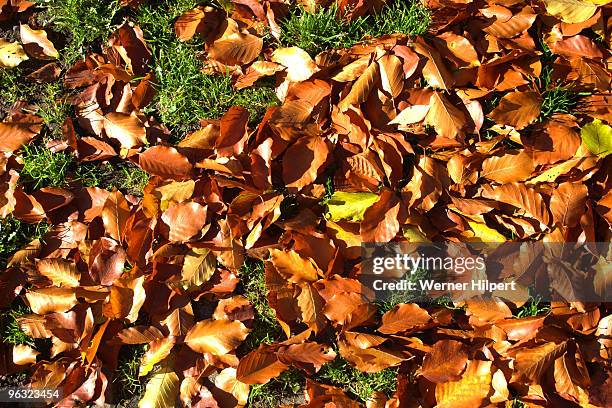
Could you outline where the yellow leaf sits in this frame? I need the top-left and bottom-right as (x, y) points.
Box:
(326, 191), (380, 222)
(180, 248), (216, 291)
(139, 361), (179, 408)
(580, 118), (612, 157)
(543, 0), (598, 23)
(139, 337), (176, 376)
(467, 221), (507, 242)
(402, 225), (431, 242)
(526, 157), (582, 184)
(326, 220), (361, 248)
(0, 39), (28, 68)
(155, 180), (195, 211)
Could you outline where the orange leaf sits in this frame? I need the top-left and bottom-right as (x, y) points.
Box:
(481, 151), (535, 183)
(378, 303), (432, 334)
(490, 91), (542, 130)
(422, 340), (468, 383)
(161, 201), (207, 242)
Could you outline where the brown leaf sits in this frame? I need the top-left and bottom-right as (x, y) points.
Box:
(269, 248), (320, 284)
(236, 344), (288, 384)
(103, 112), (147, 149)
(490, 91), (542, 130)
(378, 303), (432, 334)
(465, 298), (513, 325)
(105, 272), (145, 323)
(481, 151), (535, 183)
(216, 106), (249, 157)
(88, 237), (126, 286)
(0, 115), (43, 153)
(174, 7), (206, 42)
(435, 360), (492, 407)
(550, 182), (588, 227)
(513, 341), (568, 383)
(20, 24), (59, 59)
(338, 60), (379, 111)
(139, 145), (193, 180)
(424, 92), (468, 139)
(115, 326), (164, 344)
(271, 47), (318, 83)
(208, 18), (262, 66)
(378, 54), (404, 98)
(25, 287), (78, 314)
(496, 315), (546, 341)
(282, 135), (330, 190)
(277, 342), (336, 374)
(481, 183), (551, 225)
(184, 319), (249, 355)
(360, 189), (401, 243)
(37, 259), (80, 288)
(161, 201), (207, 242)
(481, 6), (536, 39)
(101, 190), (131, 242)
(297, 283), (327, 334)
(77, 137), (117, 161)
(414, 37), (454, 89)
(422, 340), (468, 383)
(551, 35), (603, 60)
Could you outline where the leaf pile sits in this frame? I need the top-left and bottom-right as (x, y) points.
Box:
(0, 0), (611, 407)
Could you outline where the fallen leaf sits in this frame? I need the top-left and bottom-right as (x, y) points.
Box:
(0, 39), (29, 68)
(272, 47), (318, 82)
(185, 319), (249, 355)
(422, 340), (468, 383)
(490, 91), (542, 130)
(20, 24), (59, 59)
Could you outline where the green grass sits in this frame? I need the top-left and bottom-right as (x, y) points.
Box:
(35, 0), (121, 64)
(1, 305), (36, 347)
(20, 145), (74, 190)
(36, 83), (71, 138)
(539, 86), (580, 119)
(135, 1), (278, 139)
(19, 143), (150, 196)
(369, 0), (431, 38)
(0, 68), (24, 110)
(76, 161), (149, 196)
(280, 3), (370, 55)
(515, 296), (549, 318)
(533, 65), (585, 120)
(0, 217), (50, 269)
(316, 356), (398, 402)
(248, 368), (304, 408)
(115, 345), (146, 403)
(238, 260), (283, 350)
(280, 1), (430, 55)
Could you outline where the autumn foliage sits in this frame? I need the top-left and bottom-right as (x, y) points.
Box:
(0, 0), (611, 407)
